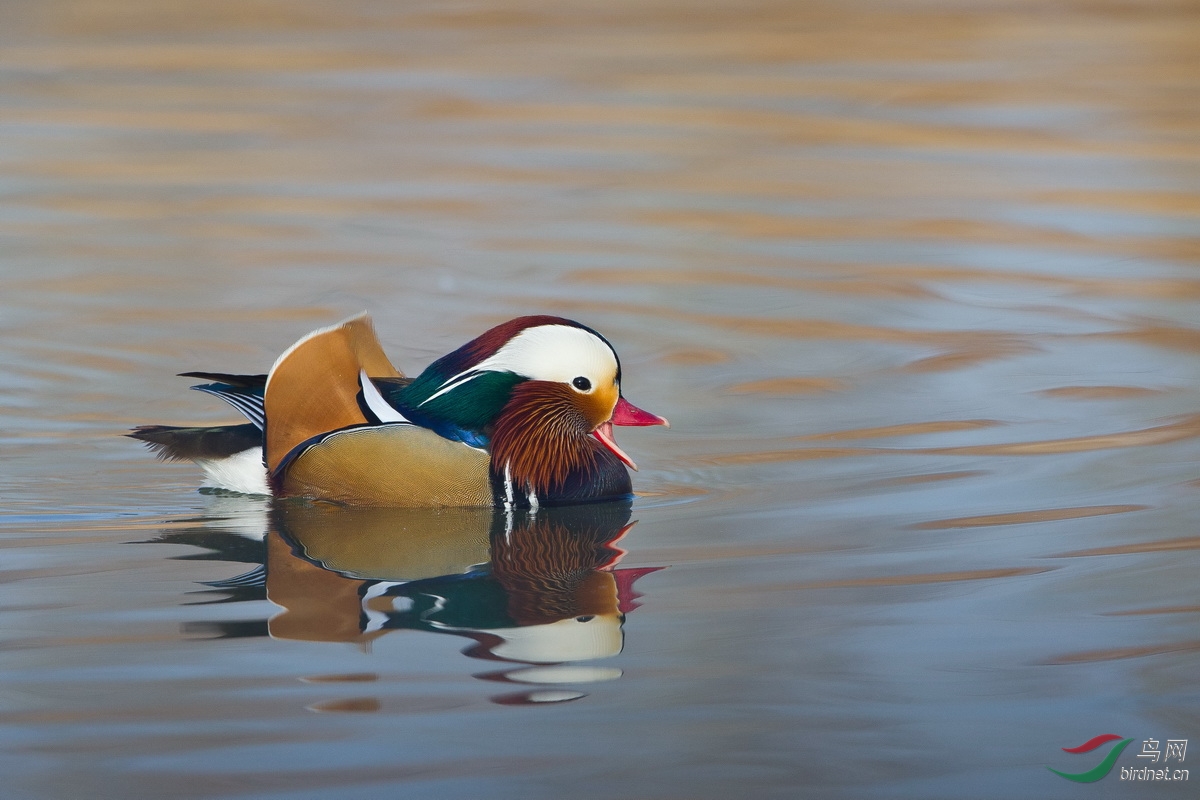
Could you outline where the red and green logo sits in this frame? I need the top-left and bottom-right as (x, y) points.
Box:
(1048, 734), (1134, 782)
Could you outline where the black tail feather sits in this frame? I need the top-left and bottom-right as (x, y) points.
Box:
(128, 423), (262, 461)
(177, 372), (267, 389)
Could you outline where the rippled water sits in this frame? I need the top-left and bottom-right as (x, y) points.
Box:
(2, 1), (1198, 797)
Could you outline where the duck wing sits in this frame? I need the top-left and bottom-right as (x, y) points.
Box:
(264, 314), (492, 506)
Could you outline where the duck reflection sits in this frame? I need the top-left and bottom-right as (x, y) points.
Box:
(166, 497), (660, 704)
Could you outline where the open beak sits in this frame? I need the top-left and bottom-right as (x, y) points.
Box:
(590, 396), (669, 472)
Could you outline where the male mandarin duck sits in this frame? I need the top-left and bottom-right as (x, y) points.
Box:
(130, 314), (668, 507)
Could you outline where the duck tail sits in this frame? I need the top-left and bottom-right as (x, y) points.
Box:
(127, 423), (262, 462)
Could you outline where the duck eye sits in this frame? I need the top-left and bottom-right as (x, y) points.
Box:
(572, 376), (592, 392)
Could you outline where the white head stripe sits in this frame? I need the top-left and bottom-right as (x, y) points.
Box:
(422, 324), (618, 405)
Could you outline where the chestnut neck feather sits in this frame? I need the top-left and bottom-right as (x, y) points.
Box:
(490, 381), (610, 500)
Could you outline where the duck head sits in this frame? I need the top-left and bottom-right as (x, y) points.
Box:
(398, 316), (668, 505)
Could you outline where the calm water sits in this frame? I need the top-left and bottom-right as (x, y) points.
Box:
(1, 1), (1198, 797)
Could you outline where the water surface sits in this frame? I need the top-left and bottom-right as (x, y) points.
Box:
(1, 1), (1198, 797)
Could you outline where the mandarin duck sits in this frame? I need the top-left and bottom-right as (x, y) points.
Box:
(131, 314), (667, 507)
